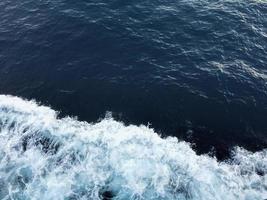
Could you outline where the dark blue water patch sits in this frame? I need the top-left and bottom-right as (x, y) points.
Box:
(0, 0), (267, 157)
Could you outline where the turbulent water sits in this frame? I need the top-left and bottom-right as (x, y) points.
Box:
(0, 95), (266, 200)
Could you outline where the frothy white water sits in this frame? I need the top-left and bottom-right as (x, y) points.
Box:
(0, 95), (266, 200)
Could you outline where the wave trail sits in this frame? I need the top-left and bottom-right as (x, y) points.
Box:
(0, 95), (266, 200)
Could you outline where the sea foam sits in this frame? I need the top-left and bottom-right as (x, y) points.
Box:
(0, 95), (266, 200)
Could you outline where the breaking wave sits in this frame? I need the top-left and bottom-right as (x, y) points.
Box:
(0, 95), (266, 200)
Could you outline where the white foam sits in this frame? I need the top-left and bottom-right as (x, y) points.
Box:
(0, 95), (266, 200)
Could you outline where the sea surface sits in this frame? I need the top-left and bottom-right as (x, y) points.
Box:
(0, 0), (267, 199)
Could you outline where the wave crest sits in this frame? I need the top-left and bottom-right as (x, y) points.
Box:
(0, 95), (266, 200)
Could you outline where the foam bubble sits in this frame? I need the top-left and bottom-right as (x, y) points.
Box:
(0, 95), (266, 200)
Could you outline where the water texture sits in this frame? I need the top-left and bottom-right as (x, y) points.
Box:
(0, 1), (267, 199)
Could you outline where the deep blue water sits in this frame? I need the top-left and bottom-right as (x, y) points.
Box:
(0, 0), (267, 158)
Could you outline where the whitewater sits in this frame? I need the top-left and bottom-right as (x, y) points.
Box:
(0, 95), (266, 200)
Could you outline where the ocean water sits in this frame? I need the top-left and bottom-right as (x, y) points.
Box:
(1, 0), (267, 156)
(0, 0), (267, 199)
